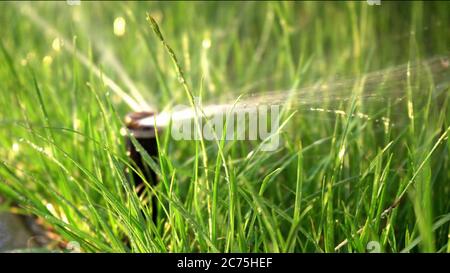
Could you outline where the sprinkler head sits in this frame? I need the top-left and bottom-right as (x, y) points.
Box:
(125, 111), (158, 134)
(123, 111), (160, 220)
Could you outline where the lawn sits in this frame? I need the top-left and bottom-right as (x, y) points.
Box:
(0, 1), (449, 253)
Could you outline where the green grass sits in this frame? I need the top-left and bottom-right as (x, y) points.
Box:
(0, 1), (449, 253)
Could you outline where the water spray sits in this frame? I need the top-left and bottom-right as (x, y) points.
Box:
(138, 56), (450, 129)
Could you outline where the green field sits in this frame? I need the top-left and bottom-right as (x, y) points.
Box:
(0, 1), (449, 253)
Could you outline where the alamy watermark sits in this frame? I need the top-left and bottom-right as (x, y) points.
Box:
(169, 98), (281, 152)
(66, 0), (81, 6)
(367, 0), (381, 6)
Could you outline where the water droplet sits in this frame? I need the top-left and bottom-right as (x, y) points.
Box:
(120, 127), (128, 136)
(202, 38), (211, 49)
(113, 17), (126, 37)
(12, 142), (20, 153)
(43, 55), (53, 66)
(52, 38), (63, 52)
